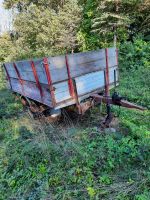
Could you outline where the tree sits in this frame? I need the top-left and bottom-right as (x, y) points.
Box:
(56, 0), (82, 52)
(77, 0), (100, 51)
(2, 0), (150, 60)
(92, 0), (150, 43)
(3, 0), (82, 60)
(0, 33), (13, 62)
(4, 0), (67, 11)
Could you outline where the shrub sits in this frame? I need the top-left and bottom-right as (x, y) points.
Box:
(119, 37), (150, 71)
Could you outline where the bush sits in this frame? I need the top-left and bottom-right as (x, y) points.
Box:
(119, 37), (150, 71)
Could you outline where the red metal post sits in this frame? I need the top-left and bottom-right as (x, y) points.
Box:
(105, 48), (110, 96)
(43, 57), (56, 107)
(31, 61), (43, 102)
(3, 64), (12, 89)
(65, 55), (75, 98)
(13, 63), (23, 84)
(13, 62), (25, 95)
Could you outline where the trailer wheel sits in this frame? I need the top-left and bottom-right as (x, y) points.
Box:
(42, 108), (61, 122)
(27, 108), (36, 119)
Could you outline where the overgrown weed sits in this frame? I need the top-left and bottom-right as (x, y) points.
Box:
(0, 39), (150, 199)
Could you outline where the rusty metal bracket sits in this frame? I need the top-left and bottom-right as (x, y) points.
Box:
(91, 94), (146, 111)
(91, 93), (146, 127)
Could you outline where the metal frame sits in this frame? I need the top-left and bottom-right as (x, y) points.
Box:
(91, 94), (146, 111)
(43, 57), (56, 107)
(65, 54), (75, 98)
(13, 62), (24, 95)
(31, 60), (43, 102)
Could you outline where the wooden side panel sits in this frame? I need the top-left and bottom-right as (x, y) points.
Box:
(11, 78), (22, 94)
(34, 60), (48, 84)
(75, 71), (105, 96)
(5, 60), (48, 84)
(14, 59), (45, 72)
(48, 56), (68, 83)
(4, 63), (18, 79)
(109, 66), (119, 84)
(108, 47), (118, 67)
(53, 81), (71, 103)
(67, 49), (106, 78)
(4, 47), (119, 109)
(16, 59), (48, 84)
(10, 78), (52, 106)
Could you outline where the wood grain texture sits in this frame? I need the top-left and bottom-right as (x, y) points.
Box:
(53, 81), (71, 103)
(109, 67), (118, 84)
(48, 56), (68, 83)
(67, 49), (106, 78)
(10, 78), (52, 107)
(4, 47), (119, 109)
(108, 47), (118, 67)
(75, 71), (105, 96)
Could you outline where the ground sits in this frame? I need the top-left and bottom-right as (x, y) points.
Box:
(0, 66), (150, 200)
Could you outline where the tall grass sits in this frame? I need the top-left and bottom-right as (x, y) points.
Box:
(0, 38), (150, 199)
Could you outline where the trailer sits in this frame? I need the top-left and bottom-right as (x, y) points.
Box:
(3, 47), (145, 125)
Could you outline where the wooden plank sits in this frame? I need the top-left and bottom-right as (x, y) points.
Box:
(16, 59), (44, 72)
(68, 49), (105, 66)
(53, 81), (70, 94)
(53, 81), (71, 103)
(5, 47), (118, 84)
(16, 60), (48, 84)
(10, 78), (52, 107)
(48, 56), (68, 83)
(4, 63), (18, 78)
(15, 70), (47, 84)
(55, 83), (118, 110)
(67, 49), (106, 78)
(109, 67), (118, 84)
(108, 47), (118, 67)
(75, 71), (105, 96)
(5, 60), (48, 84)
(11, 78), (22, 94)
(4, 62), (16, 72)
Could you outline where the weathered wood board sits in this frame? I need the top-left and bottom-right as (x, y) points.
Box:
(10, 78), (52, 106)
(4, 47), (119, 109)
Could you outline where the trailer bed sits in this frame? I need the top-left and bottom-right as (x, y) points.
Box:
(3, 47), (119, 113)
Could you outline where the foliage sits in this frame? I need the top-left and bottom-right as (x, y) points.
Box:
(0, 33), (13, 62)
(1, 0), (150, 58)
(2, 0), (82, 61)
(0, 39), (150, 198)
(119, 37), (150, 71)
(0, 0), (150, 199)
(3, 0), (65, 11)
(77, 0), (100, 51)
(78, 0), (150, 50)
(92, 0), (150, 39)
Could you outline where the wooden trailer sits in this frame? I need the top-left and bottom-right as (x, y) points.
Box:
(3, 47), (119, 118)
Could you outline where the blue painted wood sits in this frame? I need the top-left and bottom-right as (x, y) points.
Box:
(53, 81), (71, 103)
(75, 71), (105, 96)
(4, 47), (119, 109)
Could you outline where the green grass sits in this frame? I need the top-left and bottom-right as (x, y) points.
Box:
(0, 64), (150, 199)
